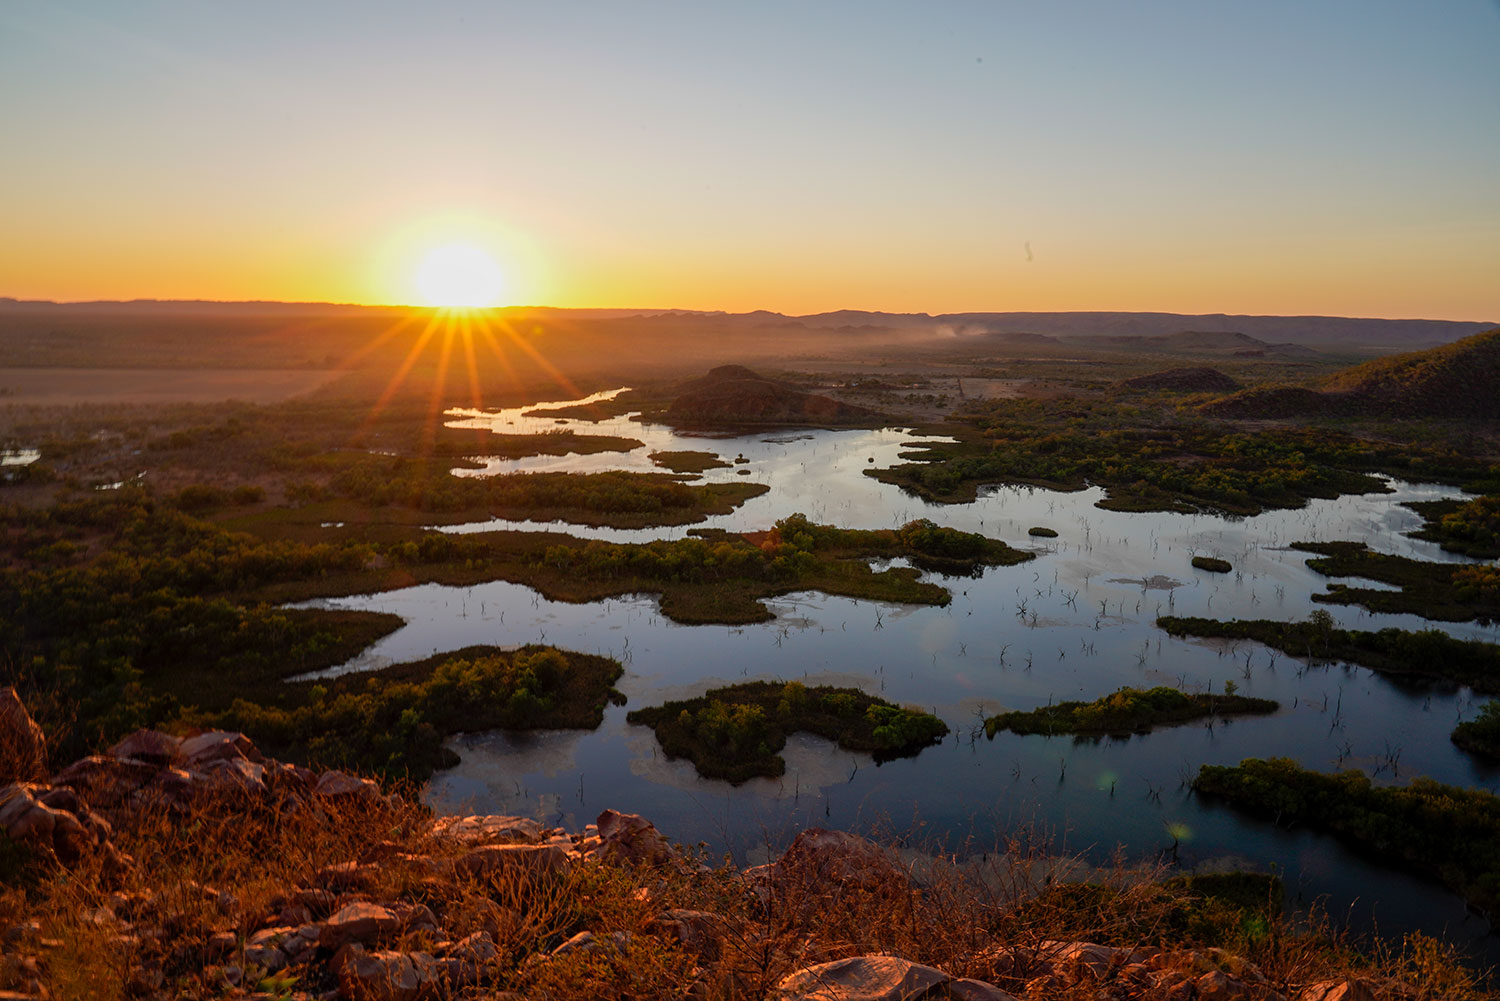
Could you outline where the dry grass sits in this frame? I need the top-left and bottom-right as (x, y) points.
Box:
(2, 784), (1494, 1000)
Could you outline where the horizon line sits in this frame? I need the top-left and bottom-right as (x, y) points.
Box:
(1, 296), (1494, 326)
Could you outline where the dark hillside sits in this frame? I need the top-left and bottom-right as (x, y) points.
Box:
(1120, 367), (1242, 393)
(1203, 328), (1500, 419)
(668, 365), (879, 426)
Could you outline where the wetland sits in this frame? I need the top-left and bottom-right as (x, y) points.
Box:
(6, 318), (1500, 969)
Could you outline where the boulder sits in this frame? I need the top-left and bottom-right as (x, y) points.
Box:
(447, 931), (499, 965)
(0, 782), (110, 863)
(0, 688), (46, 783)
(107, 730), (182, 767)
(647, 909), (731, 961)
(456, 841), (572, 879)
(947, 981), (1019, 1001)
(315, 770), (381, 800)
(774, 828), (909, 892)
(1039, 940), (1145, 979)
(776, 956), (951, 1001)
(180, 730), (261, 766)
(431, 814), (545, 845)
(595, 809), (677, 867)
(1296, 981), (1378, 1001)
(52, 755), (158, 808)
(319, 902), (403, 950)
(334, 945), (424, 1001)
(1196, 969), (1254, 1000)
(194, 757), (267, 797)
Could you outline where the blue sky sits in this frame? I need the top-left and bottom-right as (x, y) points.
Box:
(2, 1), (1497, 317)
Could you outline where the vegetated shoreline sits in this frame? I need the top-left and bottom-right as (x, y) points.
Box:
(227, 471), (771, 535)
(1452, 701), (1500, 759)
(625, 680), (949, 783)
(1157, 615), (1500, 693)
(646, 449), (731, 473)
(1405, 495), (1500, 560)
(1294, 541), (1500, 623)
(863, 389), (1500, 517)
(195, 644), (625, 783)
(984, 686), (1276, 740)
(1194, 757), (1500, 922)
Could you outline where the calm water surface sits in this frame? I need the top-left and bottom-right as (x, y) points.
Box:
(293, 389), (1500, 957)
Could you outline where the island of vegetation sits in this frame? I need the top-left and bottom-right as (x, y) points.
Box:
(1158, 613), (1500, 693)
(516, 513), (1032, 624)
(448, 428), (644, 459)
(1194, 757), (1500, 919)
(1294, 541), (1500, 623)
(984, 686), (1276, 739)
(648, 449), (731, 474)
(1028, 526), (1058, 538)
(1191, 555), (1232, 573)
(1452, 701), (1500, 760)
(269, 461), (771, 531)
(1405, 494), (1500, 560)
(201, 644), (624, 782)
(625, 680), (948, 783)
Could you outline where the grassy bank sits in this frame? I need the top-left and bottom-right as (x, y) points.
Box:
(1158, 614), (1500, 692)
(199, 644), (624, 782)
(1294, 542), (1500, 622)
(626, 680), (948, 782)
(1194, 757), (1500, 920)
(984, 686), (1276, 739)
(1453, 701), (1500, 759)
(1406, 495), (1500, 559)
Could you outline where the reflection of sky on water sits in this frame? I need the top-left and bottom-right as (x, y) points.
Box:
(291, 389), (1499, 955)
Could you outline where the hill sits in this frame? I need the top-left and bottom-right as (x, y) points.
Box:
(1205, 328), (1500, 419)
(1120, 367), (1242, 393)
(667, 365), (880, 426)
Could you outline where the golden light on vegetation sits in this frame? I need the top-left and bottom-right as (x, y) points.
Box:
(414, 242), (508, 307)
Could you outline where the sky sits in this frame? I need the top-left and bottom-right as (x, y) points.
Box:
(2, 1), (1497, 319)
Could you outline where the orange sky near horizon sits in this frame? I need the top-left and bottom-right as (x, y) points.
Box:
(2, 3), (1497, 323)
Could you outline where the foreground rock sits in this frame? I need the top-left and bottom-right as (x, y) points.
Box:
(0, 694), (1409, 1001)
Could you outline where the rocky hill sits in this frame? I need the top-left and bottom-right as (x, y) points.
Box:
(667, 365), (879, 427)
(1205, 328), (1500, 419)
(1120, 367), (1243, 394)
(0, 688), (1421, 1000)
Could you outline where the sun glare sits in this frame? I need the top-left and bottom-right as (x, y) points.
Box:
(415, 243), (507, 307)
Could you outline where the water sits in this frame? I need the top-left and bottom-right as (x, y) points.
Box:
(292, 388), (1500, 957)
(1, 448), (40, 467)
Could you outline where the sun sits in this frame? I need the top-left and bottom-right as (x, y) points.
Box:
(414, 243), (507, 307)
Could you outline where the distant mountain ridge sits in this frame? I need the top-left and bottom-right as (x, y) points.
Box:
(2, 299), (1491, 349)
